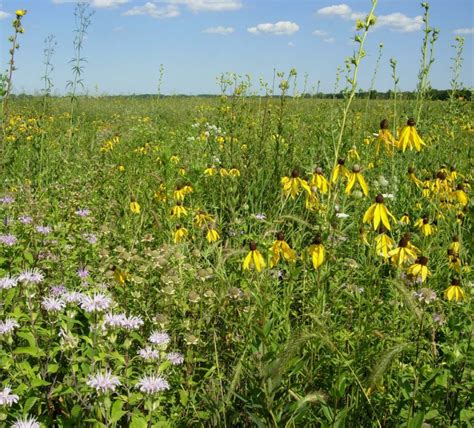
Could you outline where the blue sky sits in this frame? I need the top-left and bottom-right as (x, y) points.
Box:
(0, 0), (472, 95)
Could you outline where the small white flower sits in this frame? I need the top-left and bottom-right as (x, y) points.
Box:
(0, 386), (19, 406)
(336, 213), (349, 219)
(63, 291), (84, 304)
(136, 374), (169, 394)
(0, 274), (18, 290)
(42, 296), (66, 312)
(87, 370), (121, 394)
(0, 319), (20, 335)
(149, 331), (170, 346)
(18, 268), (44, 284)
(80, 293), (112, 313)
(166, 352), (184, 365)
(382, 193), (395, 199)
(138, 346), (160, 361)
(11, 415), (40, 428)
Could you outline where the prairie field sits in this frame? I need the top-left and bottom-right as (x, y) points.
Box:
(0, 3), (473, 428)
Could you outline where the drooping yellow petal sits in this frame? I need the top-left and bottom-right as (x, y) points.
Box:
(357, 173), (369, 196)
(363, 204), (376, 225)
(243, 252), (253, 270)
(345, 173), (356, 194)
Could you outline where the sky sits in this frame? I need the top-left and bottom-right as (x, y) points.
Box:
(0, 0), (473, 95)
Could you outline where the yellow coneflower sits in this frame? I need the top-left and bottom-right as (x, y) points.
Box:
(171, 202), (188, 218)
(113, 266), (128, 285)
(434, 171), (450, 194)
(154, 183), (167, 202)
(448, 166), (458, 182)
(345, 164), (369, 197)
(414, 216), (434, 236)
(170, 155), (180, 164)
(363, 194), (396, 230)
(448, 252), (461, 272)
(407, 256), (430, 283)
(376, 119), (398, 155)
(347, 146), (360, 161)
(388, 234), (419, 267)
(305, 190), (320, 212)
(118, 165), (125, 172)
(399, 213), (410, 225)
(359, 227), (370, 246)
(449, 236), (460, 254)
(374, 225), (395, 259)
(130, 201), (141, 214)
(206, 226), (220, 243)
(308, 235), (325, 269)
(398, 118), (425, 152)
(444, 278), (465, 302)
(173, 224), (188, 243)
(178, 168), (186, 176)
(453, 184), (468, 206)
(407, 167), (423, 188)
(331, 158), (349, 184)
(204, 166), (216, 176)
(219, 168), (229, 177)
(310, 167), (329, 194)
(173, 185), (193, 201)
(194, 211), (214, 227)
(281, 169), (311, 199)
(242, 242), (266, 272)
(270, 232), (297, 267)
(229, 167), (240, 177)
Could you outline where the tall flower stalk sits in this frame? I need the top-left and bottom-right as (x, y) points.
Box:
(41, 34), (57, 115)
(415, 2), (439, 123)
(66, 3), (93, 123)
(1, 9), (27, 123)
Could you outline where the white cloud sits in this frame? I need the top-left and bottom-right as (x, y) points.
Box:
(0, 11), (11, 19)
(313, 29), (334, 42)
(454, 27), (474, 35)
(123, 2), (180, 18)
(317, 4), (423, 33)
(377, 13), (423, 33)
(317, 4), (363, 20)
(203, 25), (234, 34)
(312, 29), (328, 37)
(52, 0), (129, 7)
(248, 21), (299, 36)
(159, 0), (242, 12)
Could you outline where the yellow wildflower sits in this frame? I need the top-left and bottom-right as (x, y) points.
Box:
(345, 165), (369, 197)
(270, 232), (297, 267)
(173, 225), (188, 243)
(310, 167), (329, 194)
(281, 169), (311, 199)
(242, 242), (266, 272)
(206, 227), (220, 243)
(398, 118), (425, 152)
(308, 235), (325, 269)
(407, 256), (430, 283)
(331, 158), (349, 183)
(130, 201), (141, 214)
(374, 226), (395, 259)
(363, 194), (396, 231)
(444, 279), (465, 302)
(388, 234), (419, 267)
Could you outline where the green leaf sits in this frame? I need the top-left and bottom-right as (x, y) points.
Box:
(179, 389), (188, 406)
(47, 363), (59, 374)
(130, 415), (147, 428)
(23, 251), (34, 264)
(23, 397), (38, 413)
(17, 331), (37, 348)
(71, 404), (82, 418)
(111, 400), (126, 423)
(13, 346), (45, 358)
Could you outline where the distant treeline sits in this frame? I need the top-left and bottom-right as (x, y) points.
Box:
(11, 88), (472, 100)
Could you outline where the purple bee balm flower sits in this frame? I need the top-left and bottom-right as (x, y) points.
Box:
(77, 267), (89, 279)
(36, 225), (52, 234)
(75, 208), (90, 217)
(87, 370), (121, 394)
(0, 196), (14, 204)
(18, 215), (33, 224)
(136, 374), (169, 394)
(0, 234), (17, 246)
